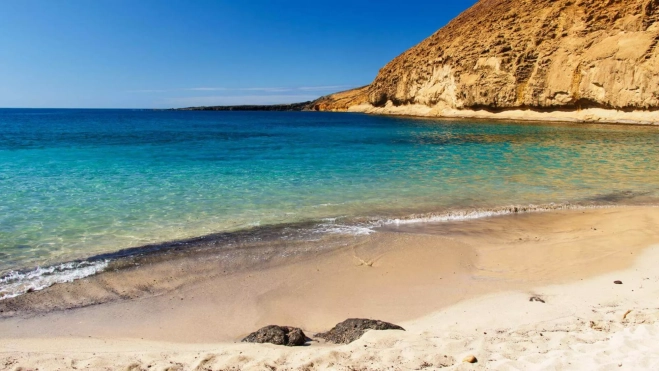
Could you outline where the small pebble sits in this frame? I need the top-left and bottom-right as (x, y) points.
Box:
(463, 355), (478, 364)
(614, 280), (623, 285)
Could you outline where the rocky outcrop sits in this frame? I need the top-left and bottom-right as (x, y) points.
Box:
(309, 86), (370, 111)
(316, 318), (405, 344)
(316, 0), (659, 119)
(241, 325), (310, 346)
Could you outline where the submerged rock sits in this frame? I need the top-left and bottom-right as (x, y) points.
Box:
(316, 318), (405, 344)
(241, 325), (310, 346)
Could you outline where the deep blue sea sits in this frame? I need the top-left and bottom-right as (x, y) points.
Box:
(2, 109), (659, 298)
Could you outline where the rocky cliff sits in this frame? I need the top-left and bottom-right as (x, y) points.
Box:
(317, 0), (659, 121)
(309, 86), (370, 111)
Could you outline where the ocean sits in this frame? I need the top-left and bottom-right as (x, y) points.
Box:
(1, 108), (659, 299)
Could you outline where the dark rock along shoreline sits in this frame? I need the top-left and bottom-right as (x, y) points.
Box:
(242, 325), (310, 346)
(241, 319), (405, 346)
(316, 319), (405, 344)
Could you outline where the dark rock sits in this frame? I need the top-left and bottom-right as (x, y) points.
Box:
(285, 327), (308, 346)
(241, 325), (310, 346)
(315, 318), (405, 344)
(614, 280), (623, 285)
(173, 101), (313, 112)
(529, 296), (545, 303)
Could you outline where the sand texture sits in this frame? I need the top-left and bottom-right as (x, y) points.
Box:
(346, 103), (659, 125)
(1, 207), (659, 369)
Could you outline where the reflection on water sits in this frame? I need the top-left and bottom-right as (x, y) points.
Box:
(1, 109), (659, 274)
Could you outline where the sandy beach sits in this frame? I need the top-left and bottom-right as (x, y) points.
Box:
(346, 103), (659, 126)
(4, 0), (659, 369)
(1, 206), (659, 370)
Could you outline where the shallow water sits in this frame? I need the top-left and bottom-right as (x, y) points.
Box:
(1, 109), (659, 296)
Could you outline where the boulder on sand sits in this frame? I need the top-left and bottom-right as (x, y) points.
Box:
(241, 325), (310, 346)
(316, 318), (405, 344)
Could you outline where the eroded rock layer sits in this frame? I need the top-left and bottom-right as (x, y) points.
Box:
(318, 0), (659, 113)
(310, 86), (370, 111)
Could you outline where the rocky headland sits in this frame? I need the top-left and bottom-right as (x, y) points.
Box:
(314, 0), (659, 124)
(175, 101), (313, 111)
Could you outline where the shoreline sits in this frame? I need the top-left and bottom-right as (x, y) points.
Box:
(1, 201), (650, 307)
(1, 206), (659, 369)
(344, 103), (659, 126)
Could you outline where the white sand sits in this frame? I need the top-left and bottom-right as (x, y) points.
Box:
(2, 246), (658, 370)
(2, 208), (659, 370)
(347, 102), (659, 125)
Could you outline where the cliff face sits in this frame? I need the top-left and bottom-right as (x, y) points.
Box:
(309, 86), (370, 111)
(319, 0), (659, 114)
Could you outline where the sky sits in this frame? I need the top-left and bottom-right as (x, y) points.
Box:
(0, 0), (477, 108)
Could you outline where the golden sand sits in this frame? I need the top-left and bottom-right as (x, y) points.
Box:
(1, 206), (659, 369)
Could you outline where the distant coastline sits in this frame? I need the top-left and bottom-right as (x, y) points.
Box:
(172, 101), (313, 112)
(171, 98), (659, 126)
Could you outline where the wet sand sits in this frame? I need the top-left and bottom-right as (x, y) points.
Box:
(1, 206), (659, 369)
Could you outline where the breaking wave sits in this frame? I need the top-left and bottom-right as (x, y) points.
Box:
(0, 201), (636, 301)
(0, 260), (108, 300)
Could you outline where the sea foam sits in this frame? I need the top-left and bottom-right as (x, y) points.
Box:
(0, 260), (108, 300)
(316, 202), (613, 236)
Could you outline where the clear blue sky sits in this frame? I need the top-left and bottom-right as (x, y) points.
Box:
(1, 0), (476, 108)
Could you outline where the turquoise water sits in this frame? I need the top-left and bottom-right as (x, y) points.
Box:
(2, 109), (659, 288)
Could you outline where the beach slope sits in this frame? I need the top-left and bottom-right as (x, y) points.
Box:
(1, 207), (659, 369)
